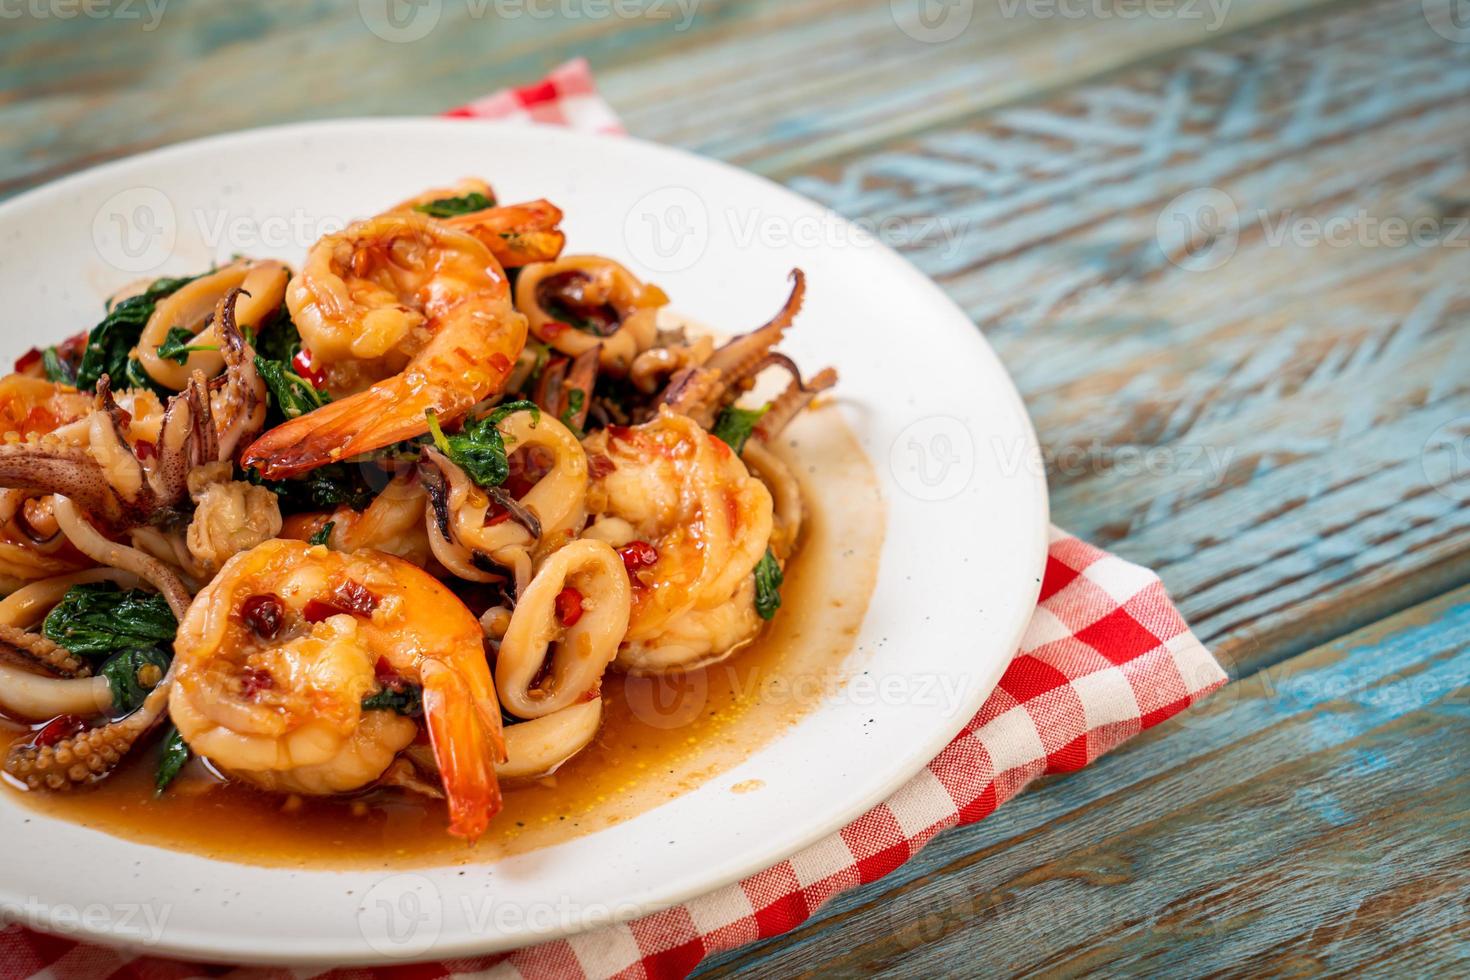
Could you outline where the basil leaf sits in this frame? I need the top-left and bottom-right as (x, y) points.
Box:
(753, 548), (784, 621)
(412, 191), (495, 218)
(156, 326), (217, 365)
(309, 521), (335, 547)
(155, 725), (190, 794)
(253, 304), (302, 365)
(362, 684), (423, 716)
(41, 347), (76, 385)
(249, 464), (377, 514)
(712, 404), (768, 455)
(560, 389), (586, 438)
(42, 583), (178, 660)
(101, 647), (171, 714)
(255, 355), (327, 420)
(76, 274), (201, 391)
(426, 401), (540, 489)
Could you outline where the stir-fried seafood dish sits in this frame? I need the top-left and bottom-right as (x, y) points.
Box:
(0, 179), (838, 842)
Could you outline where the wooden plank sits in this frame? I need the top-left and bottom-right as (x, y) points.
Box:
(696, 585), (1470, 977)
(783, 0), (1470, 673)
(0, 0), (1330, 197)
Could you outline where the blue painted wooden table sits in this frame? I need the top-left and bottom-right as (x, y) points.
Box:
(3, 0), (1467, 973)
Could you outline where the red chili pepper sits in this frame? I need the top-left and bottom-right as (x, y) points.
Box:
(292, 348), (327, 389)
(587, 454), (616, 480)
(34, 715), (84, 748)
(240, 593), (284, 639)
(374, 656), (406, 691)
(133, 438), (158, 461)
(13, 348), (42, 375)
(239, 667), (273, 699)
(554, 587), (584, 627)
(304, 580), (381, 622)
(618, 541), (659, 575)
(541, 321), (572, 339)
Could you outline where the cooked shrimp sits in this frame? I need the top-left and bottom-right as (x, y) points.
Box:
(581, 408), (772, 644)
(617, 576), (762, 674)
(496, 538), (630, 718)
(280, 474), (431, 566)
(240, 214), (528, 478)
(135, 260), (289, 390)
(388, 179), (566, 268)
(169, 539), (505, 838)
(515, 257), (667, 376)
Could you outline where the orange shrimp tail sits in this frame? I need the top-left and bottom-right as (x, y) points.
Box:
(241, 334), (523, 479)
(419, 659), (502, 841)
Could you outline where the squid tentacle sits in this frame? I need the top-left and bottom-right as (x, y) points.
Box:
(0, 623), (89, 677)
(658, 269), (807, 427)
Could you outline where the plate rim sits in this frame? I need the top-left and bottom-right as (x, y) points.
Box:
(0, 116), (1051, 965)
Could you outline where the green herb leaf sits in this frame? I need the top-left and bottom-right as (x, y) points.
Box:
(252, 304), (301, 365)
(255, 355), (328, 420)
(362, 684), (423, 716)
(156, 326), (218, 365)
(249, 464), (378, 514)
(76, 274), (202, 391)
(309, 521), (335, 547)
(155, 725), (190, 794)
(559, 389), (586, 437)
(412, 191), (495, 218)
(712, 404), (769, 455)
(100, 647), (171, 714)
(753, 548), (784, 621)
(426, 401), (540, 489)
(41, 347), (76, 385)
(42, 583), (178, 660)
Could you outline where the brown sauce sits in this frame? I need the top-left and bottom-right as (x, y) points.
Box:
(0, 409), (883, 869)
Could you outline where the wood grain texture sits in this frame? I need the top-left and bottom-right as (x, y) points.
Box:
(697, 586), (1470, 976)
(1, 0), (1467, 975)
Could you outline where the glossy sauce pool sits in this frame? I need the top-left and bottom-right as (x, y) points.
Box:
(1, 407), (884, 869)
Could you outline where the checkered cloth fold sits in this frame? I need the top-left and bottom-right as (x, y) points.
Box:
(0, 60), (1225, 980)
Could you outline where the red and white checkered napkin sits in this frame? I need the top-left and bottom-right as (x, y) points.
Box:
(0, 61), (1225, 980)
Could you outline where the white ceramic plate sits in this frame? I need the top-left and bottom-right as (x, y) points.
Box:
(0, 120), (1048, 965)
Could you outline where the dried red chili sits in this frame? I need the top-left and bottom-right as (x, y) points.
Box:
(554, 587), (584, 627)
(34, 715), (84, 748)
(240, 594), (284, 639)
(239, 667), (273, 699)
(618, 541), (659, 575)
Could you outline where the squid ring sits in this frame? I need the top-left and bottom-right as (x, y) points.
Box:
(497, 539), (630, 719)
(515, 256), (666, 376)
(136, 260), (289, 390)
